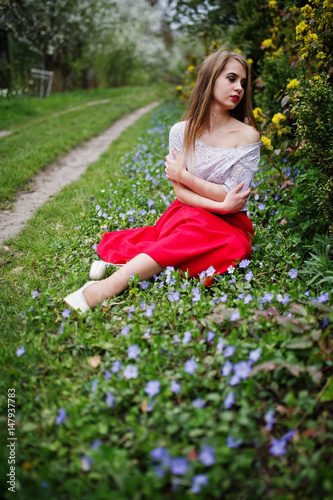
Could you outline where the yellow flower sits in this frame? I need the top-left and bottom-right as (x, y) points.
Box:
(289, 6), (298, 15)
(253, 107), (263, 119)
(286, 79), (300, 90)
(316, 51), (326, 59)
(301, 5), (315, 18)
(247, 58), (253, 67)
(312, 75), (323, 81)
(261, 136), (273, 150)
(302, 51), (309, 59)
(233, 48), (243, 54)
(272, 112), (287, 128)
(176, 85), (183, 91)
(268, 0), (278, 8)
(261, 38), (277, 49)
(187, 65), (195, 72)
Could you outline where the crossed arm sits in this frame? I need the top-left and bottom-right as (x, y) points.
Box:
(165, 148), (251, 214)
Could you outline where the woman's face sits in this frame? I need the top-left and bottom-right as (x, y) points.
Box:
(212, 58), (247, 110)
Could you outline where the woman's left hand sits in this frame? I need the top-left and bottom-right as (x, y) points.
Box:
(165, 149), (184, 182)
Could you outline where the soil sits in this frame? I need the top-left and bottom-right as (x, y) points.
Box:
(0, 101), (159, 245)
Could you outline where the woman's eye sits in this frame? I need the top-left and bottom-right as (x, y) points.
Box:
(241, 82), (247, 89)
(228, 77), (235, 82)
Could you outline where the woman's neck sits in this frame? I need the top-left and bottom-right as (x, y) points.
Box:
(207, 107), (232, 132)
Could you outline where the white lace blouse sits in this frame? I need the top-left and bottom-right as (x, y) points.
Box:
(169, 121), (260, 212)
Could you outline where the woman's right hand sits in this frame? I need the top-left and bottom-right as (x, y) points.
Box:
(219, 182), (250, 213)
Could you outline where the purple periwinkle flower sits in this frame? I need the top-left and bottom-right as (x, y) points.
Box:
(249, 348), (261, 362)
(170, 380), (181, 394)
(90, 439), (102, 450)
(288, 268), (298, 279)
(269, 438), (287, 456)
(258, 203), (266, 210)
(16, 346), (25, 357)
(224, 391), (235, 409)
(146, 303), (155, 317)
(229, 374), (240, 386)
(226, 436), (242, 448)
(170, 457), (188, 475)
(261, 292), (274, 304)
(207, 331), (215, 342)
(191, 287), (201, 303)
(244, 293), (253, 304)
(230, 309), (240, 322)
(141, 280), (149, 290)
(182, 331), (192, 344)
(111, 360), (121, 373)
(121, 325), (130, 336)
(106, 392), (115, 407)
(168, 291), (180, 302)
(264, 410), (276, 431)
(81, 454), (92, 472)
(205, 266), (216, 277)
(184, 358), (198, 374)
(104, 370), (111, 380)
(239, 259), (251, 268)
(151, 447), (170, 466)
(199, 445), (215, 466)
(234, 361), (252, 379)
(229, 276), (236, 285)
(220, 293), (228, 302)
(31, 290), (39, 299)
(224, 345), (236, 358)
(91, 380), (98, 392)
(191, 474), (208, 494)
(123, 365), (138, 379)
(315, 292), (329, 303)
(222, 360), (233, 376)
(62, 307), (71, 319)
(127, 344), (140, 359)
(192, 398), (205, 408)
(245, 271), (254, 281)
(145, 380), (160, 397)
(55, 408), (66, 425)
(216, 338), (225, 353)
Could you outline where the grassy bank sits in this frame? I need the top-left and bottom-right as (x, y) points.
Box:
(1, 102), (332, 500)
(0, 85), (169, 206)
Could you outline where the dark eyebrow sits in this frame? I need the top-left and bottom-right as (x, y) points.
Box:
(227, 72), (247, 82)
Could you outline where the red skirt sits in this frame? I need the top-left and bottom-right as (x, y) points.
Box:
(97, 199), (254, 279)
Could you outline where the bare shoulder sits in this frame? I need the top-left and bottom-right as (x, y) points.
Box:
(237, 122), (260, 145)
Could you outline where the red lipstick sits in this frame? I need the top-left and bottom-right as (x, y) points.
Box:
(231, 95), (239, 102)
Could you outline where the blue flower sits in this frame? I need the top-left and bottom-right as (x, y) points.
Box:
(229, 374), (240, 386)
(230, 309), (240, 321)
(184, 358), (198, 374)
(264, 410), (276, 431)
(141, 280), (149, 289)
(91, 380), (98, 392)
(239, 259), (251, 268)
(123, 365), (138, 379)
(91, 439), (102, 450)
(258, 203), (266, 210)
(146, 303), (155, 317)
(127, 344), (140, 359)
(31, 290), (39, 299)
(170, 380), (181, 394)
(168, 291), (180, 302)
(170, 457), (188, 475)
(245, 271), (253, 281)
(222, 360), (233, 376)
(244, 293), (253, 304)
(226, 436), (242, 448)
(58, 322), (64, 334)
(261, 292), (274, 304)
(254, 194), (260, 201)
(234, 361), (252, 380)
(81, 454), (93, 471)
(314, 292), (329, 303)
(121, 325), (130, 336)
(216, 338), (225, 353)
(224, 392), (235, 409)
(249, 348), (261, 362)
(207, 331), (215, 342)
(191, 474), (208, 494)
(224, 345), (236, 358)
(182, 331), (192, 344)
(20, 312), (26, 319)
(106, 392), (115, 407)
(192, 398), (205, 408)
(269, 438), (287, 456)
(16, 346), (25, 357)
(55, 408), (66, 425)
(151, 447), (170, 466)
(62, 307), (71, 319)
(145, 380), (160, 397)
(191, 287), (201, 302)
(199, 445), (215, 466)
(220, 293), (228, 302)
(111, 360), (121, 373)
(288, 268), (298, 279)
(229, 276), (236, 285)
(322, 317), (328, 328)
(172, 334), (180, 344)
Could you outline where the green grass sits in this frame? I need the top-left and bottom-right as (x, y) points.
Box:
(0, 85), (170, 205)
(1, 102), (332, 500)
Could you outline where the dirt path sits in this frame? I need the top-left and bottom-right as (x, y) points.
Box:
(0, 101), (159, 245)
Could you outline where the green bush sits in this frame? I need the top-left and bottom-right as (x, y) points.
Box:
(289, 77), (333, 232)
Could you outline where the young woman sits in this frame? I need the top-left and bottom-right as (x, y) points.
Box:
(64, 49), (260, 313)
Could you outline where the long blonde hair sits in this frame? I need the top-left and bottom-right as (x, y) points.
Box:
(179, 49), (257, 177)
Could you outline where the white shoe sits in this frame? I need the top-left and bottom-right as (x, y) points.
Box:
(64, 281), (98, 313)
(89, 261), (107, 280)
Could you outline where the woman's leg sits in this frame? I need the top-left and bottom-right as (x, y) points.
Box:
(83, 253), (163, 309)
